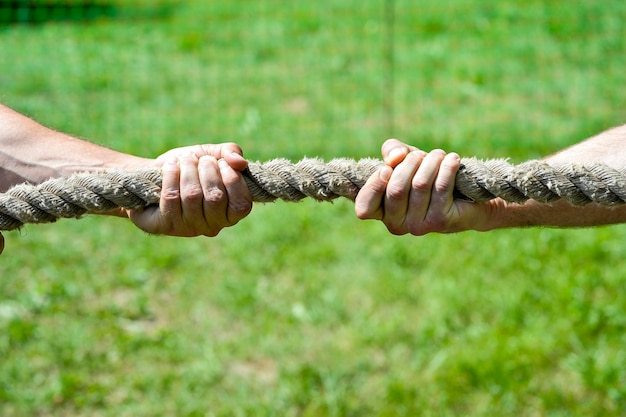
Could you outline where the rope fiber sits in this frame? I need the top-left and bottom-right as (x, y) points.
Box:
(2, 157), (626, 231)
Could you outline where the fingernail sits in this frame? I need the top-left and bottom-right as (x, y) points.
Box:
(388, 147), (406, 161)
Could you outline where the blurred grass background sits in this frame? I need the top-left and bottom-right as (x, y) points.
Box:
(1, 0), (626, 416)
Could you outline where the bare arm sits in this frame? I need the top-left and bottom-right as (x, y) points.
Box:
(355, 124), (626, 234)
(492, 125), (626, 229)
(0, 104), (252, 254)
(0, 103), (152, 191)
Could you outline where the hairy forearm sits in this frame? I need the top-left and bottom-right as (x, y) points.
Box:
(490, 125), (626, 229)
(492, 199), (626, 229)
(0, 104), (152, 192)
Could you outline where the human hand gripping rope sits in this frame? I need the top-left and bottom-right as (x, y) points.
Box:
(3, 103), (626, 256)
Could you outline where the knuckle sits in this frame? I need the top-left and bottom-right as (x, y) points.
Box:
(386, 183), (408, 201)
(434, 177), (453, 193)
(407, 225), (429, 236)
(161, 188), (181, 201)
(370, 181), (389, 195)
(425, 217), (445, 232)
(405, 219), (427, 236)
(354, 206), (370, 219)
(224, 142), (243, 154)
(204, 188), (226, 204)
(229, 199), (252, 217)
(411, 177), (431, 192)
(406, 150), (427, 162)
(355, 207), (379, 221)
(441, 158), (458, 171)
(386, 222), (408, 236)
(204, 227), (222, 238)
(163, 223), (186, 237)
(415, 215), (446, 235)
(182, 184), (204, 201)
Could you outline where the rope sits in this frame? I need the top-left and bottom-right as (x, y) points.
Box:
(1, 157), (626, 231)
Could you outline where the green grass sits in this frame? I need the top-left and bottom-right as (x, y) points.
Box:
(1, 0), (626, 415)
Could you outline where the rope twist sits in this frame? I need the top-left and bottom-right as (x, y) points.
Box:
(1, 157), (625, 231)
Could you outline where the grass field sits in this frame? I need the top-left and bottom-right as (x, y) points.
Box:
(1, 1), (626, 415)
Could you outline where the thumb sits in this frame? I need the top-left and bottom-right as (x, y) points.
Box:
(0, 232), (4, 255)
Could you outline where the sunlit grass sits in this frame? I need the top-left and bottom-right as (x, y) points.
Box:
(1, 0), (626, 415)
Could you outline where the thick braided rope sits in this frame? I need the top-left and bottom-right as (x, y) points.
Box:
(455, 158), (626, 206)
(2, 157), (626, 231)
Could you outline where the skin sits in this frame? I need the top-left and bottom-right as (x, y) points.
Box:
(355, 125), (626, 235)
(128, 144), (252, 238)
(0, 104), (252, 254)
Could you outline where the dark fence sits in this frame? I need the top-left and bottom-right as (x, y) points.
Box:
(0, 0), (172, 24)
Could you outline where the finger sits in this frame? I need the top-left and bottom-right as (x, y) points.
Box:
(218, 142), (245, 157)
(179, 153), (211, 232)
(355, 165), (393, 220)
(381, 139), (420, 167)
(430, 152), (461, 211)
(383, 150), (427, 231)
(405, 149), (447, 230)
(198, 156), (228, 237)
(218, 158), (252, 224)
(156, 142), (246, 167)
(159, 156), (183, 229)
(0, 232), (4, 255)
(223, 151), (249, 171)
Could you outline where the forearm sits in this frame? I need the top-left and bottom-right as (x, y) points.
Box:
(489, 198), (626, 229)
(0, 104), (253, 239)
(0, 104), (152, 192)
(489, 124), (626, 229)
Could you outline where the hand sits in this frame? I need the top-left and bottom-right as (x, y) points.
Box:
(355, 139), (503, 235)
(128, 143), (252, 237)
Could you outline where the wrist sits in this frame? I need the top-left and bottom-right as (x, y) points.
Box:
(476, 198), (520, 231)
(57, 152), (154, 178)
